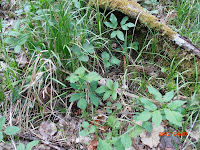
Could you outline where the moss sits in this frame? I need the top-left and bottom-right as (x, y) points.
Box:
(90, 0), (177, 38)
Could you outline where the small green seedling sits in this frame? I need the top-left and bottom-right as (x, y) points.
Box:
(101, 51), (121, 68)
(135, 86), (187, 131)
(95, 79), (119, 101)
(79, 121), (97, 136)
(104, 13), (135, 41)
(67, 67), (102, 111)
(0, 116), (39, 150)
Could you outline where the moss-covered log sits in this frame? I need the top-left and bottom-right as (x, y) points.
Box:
(90, 0), (200, 78)
(90, 0), (200, 57)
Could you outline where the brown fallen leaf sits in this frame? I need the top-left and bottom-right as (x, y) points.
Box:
(87, 138), (98, 150)
(140, 124), (164, 148)
(39, 121), (57, 139)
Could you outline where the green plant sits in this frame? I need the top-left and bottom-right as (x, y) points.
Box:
(101, 51), (121, 68)
(95, 79), (119, 101)
(0, 116), (39, 150)
(71, 42), (95, 62)
(67, 67), (102, 111)
(104, 13), (135, 41)
(79, 121), (97, 136)
(0, 116), (21, 142)
(135, 86), (187, 129)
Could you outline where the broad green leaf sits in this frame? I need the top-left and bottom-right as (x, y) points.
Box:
(112, 91), (117, 100)
(89, 93), (100, 107)
(0, 131), (3, 142)
(17, 143), (25, 150)
(84, 72), (101, 82)
(113, 137), (125, 150)
(89, 125), (96, 133)
(129, 125), (144, 138)
(147, 86), (162, 102)
(72, 0), (80, 8)
(77, 98), (87, 111)
(116, 30), (124, 41)
(74, 67), (85, 76)
(136, 111), (152, 121)
(111, 31), (117, 38)
(4, 126), (21, 135)
(69, 93), (80, 102)
(0, 116), (6, 130)
(79, 130), (89, 136)
(115, 103), (122, 109)
(107, 101), (112, 107)
(167, 100), (187, 110)
(26, 140), (39, 150)
(72, 45), (82, 56)
(78, 54), (89, 62)
(163, 90), (174, 102)
(110, 56), (121, 66)
(95, 85), (109, 94)
(70, 83), (81, 90)
(104, 22), (115, 28)
(103, 90), (112, 100)
(121, 134), (132, 148)
(140, 98), (157, 111)
(164, 109), (182, 127)
(82, 121), (89, 129)
(104, 61), (111, 68)
(14, 45), (21, 53)
(97, 139), (112, 150)
(66, 73), (79, 83)
(101, 51), (110, 61)
(152, 110), (162, 127)
(113, 82), (119, 90)
(107, 116), (116, 126)
(121, 24), (129, 30)
(109, 13), (118, 28)
(14, 20), (20, 31)
(8, 31), (20, 36)
(106, 79), (113, 90)
(89, 81), (98, 92)
(120, 16), (129, 25)
(125, 22), (135, 27)
(15, 34), (28, 45)
(106, 108), (112, 113)
(83, 43), (94, 54)
(4, 37), (14, 44)
(142, 122), (153, 133)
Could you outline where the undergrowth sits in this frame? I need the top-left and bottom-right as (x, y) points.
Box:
(0, 0), (199, 149)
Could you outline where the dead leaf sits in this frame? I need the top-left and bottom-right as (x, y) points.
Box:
(39, 121), (57, 139)
(140, 124), (164, 148)
(76, 136), (91, 144)
(87, 138), (98, 150)
(186, 127), (199, 141)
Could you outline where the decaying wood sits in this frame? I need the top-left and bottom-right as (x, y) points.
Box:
(90, 0), (200, 58)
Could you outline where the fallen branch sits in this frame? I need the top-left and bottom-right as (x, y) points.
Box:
(90, 0), (200, 58)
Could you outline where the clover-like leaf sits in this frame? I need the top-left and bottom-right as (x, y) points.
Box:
(152, 110), (162, 128)
(4, 126), (21, 135)
(77, 98), (87, 111)
(111, 31), (117, 38)
(147, 86), (163, 102)
(109, 13), (118, 28)
(167, 100), (187, 110)
(116, 30), (124, 41)
(120, 16), (129, 26)
(110, 56), (121, 66)
(164, 109), (182, 127)
(101, 51), (110, 60)
(83, 42), (94, 54)
(163, 90), (174, 102)
(140, 98), (157, 111)
(84, 72), (101, 82)
(95, 85), (109, 94)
